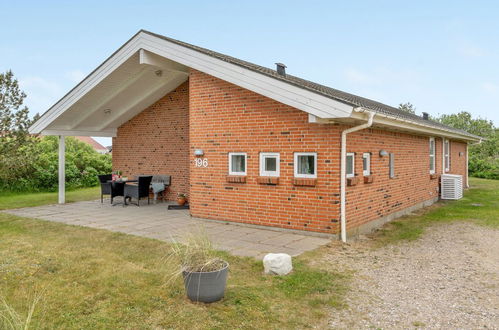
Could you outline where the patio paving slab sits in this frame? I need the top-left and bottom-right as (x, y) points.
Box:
(2, 200), (331, 258)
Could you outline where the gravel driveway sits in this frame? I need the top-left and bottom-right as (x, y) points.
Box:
(326, 222), (499, 329)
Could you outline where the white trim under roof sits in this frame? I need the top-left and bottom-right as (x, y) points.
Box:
(309, 110), (481, 142)
(29, 30), (354, 136)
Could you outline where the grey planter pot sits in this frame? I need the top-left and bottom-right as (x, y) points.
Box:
(182, 261), (229, 303)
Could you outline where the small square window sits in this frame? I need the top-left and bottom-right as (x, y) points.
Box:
(294, 152), (317, 178)
(346, 153), (355, 178)
(229, 152), (247, 175)
(260, 153), (280, 177)
(362, 153), (371, 176)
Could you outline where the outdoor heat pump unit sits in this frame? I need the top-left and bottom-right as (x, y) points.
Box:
(440, 174), (463, 200)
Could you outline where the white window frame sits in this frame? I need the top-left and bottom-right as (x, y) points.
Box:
(346, 152), (355, 178)
(362, 153), (371, 176)
(444, 139), (450, 172)
(260, 152), (280, 177)
(294, 152), (317, 178)
(429, 137), (436, 174)
(228, 152), (247, 176)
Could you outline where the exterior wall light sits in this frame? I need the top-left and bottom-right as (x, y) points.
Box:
(379, 150), (389, 157)
(194, 149), (204, 156)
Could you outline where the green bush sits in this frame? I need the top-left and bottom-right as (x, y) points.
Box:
(0, 136), (111, 192)
(469, 155), (499, 180)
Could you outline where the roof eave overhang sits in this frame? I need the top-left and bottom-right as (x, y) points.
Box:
(311, 111), (481, 143)
(29, 30), (354, 135)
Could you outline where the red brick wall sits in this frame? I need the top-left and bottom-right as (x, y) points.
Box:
(113, 81), (190, 200)
(112, 69), (468, 235)
(189, 70), (341, 233)
(344, 129), (441, 230)
(448, 141), (467, 186)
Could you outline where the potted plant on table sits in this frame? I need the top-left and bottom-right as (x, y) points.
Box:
(177, 193), (187, 206)
(167, 232), (229, 303)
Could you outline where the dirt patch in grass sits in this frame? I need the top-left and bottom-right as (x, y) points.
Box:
(0, 213), (349, 329)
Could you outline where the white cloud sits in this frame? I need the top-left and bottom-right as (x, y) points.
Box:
(481, 82), (499, 94)
(344, 68), (375, 84)
(19, 76), (64, 117)
(65, 70), (86, 83)
(457, 42), (487, 58)
(344, 67), (420, 87)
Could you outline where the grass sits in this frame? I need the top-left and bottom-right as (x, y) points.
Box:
(0, 213), (348, 329)
(375, 177), (499, 245)
(0, 187), (100, 210)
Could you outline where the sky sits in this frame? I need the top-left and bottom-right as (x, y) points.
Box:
(1, 0), (498, 146)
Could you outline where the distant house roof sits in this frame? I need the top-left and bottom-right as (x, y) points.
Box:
(75, 136), (107, 152)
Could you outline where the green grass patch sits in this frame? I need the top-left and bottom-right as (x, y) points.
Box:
(0, 187), (100, 210)
(376, 177), (499, 245)
(0, 213), (349, 329)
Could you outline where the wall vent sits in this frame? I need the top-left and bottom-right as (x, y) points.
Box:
(441, 174), (463, 200)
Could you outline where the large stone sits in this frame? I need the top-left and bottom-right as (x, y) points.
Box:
(263, 253), (293, 275)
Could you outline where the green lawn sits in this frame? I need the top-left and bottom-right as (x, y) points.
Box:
(0, 178), (497, 328)
(0, 187), (100, 210)
(376, 177), (499, 244)
(0, 191), (347, 329)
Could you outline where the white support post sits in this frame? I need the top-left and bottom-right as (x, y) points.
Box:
(58, 135), (66, 204)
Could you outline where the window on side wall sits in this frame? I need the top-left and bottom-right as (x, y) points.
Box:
(260, 153), (280, 177)
(444, 139), (450, 172)
(389, 153), (395, 178)
(346, 153), (355, 178)
(228, 152), (247, 175)
(429, 137), (436, 174)
(362, 153), (371, 176)
(294, 152), (317, 178)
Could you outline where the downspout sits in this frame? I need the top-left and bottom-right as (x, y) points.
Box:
(340, 108), (375, 243)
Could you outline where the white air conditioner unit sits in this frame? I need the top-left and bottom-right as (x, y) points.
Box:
(441, 174), (463, 200)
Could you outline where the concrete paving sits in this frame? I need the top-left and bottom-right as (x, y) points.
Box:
(2, 199), (331, 259)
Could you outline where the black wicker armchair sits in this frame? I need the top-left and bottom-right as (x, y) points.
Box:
(124, 176), (153, 206)
(97, 174), (112, 203)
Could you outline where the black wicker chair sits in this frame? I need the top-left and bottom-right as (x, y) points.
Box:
(124, 176), (153, 206)
(97, 174), (112, 203)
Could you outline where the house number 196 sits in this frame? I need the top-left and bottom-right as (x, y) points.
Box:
(195, 158), (208, 167)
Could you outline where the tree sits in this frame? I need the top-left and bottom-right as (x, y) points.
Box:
(398, 102), (416, 114)
(0, 70), (40, 189)
(0, 70), (32, 145)
(435, 111), (498, 179)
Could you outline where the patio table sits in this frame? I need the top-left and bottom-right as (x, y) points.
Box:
(107, 180), (138, 206)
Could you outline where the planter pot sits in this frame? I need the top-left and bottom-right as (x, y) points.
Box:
(182, 261), (229, 303)
(177, 198), (186, 206)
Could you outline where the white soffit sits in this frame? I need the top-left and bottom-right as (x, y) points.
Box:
(30, 31), (354, 136)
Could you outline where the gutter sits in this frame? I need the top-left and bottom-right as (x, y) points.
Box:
(340, 108), (375, 242)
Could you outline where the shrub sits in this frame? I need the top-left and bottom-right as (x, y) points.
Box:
(0, 136), (111, 192)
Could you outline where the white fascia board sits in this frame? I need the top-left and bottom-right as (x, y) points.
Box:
(30, 31), (354, 134)
(29, 37), (143, 134)
(41, 129), (117, 137)
(350, 112), (480, 142)
(140, 34), (354, 118)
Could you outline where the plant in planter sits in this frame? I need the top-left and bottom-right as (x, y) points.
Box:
(177, 193), (187, 206)
(166, 232), (229, 303)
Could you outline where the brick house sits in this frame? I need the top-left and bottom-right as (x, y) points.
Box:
(30, 30), (481, 241)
